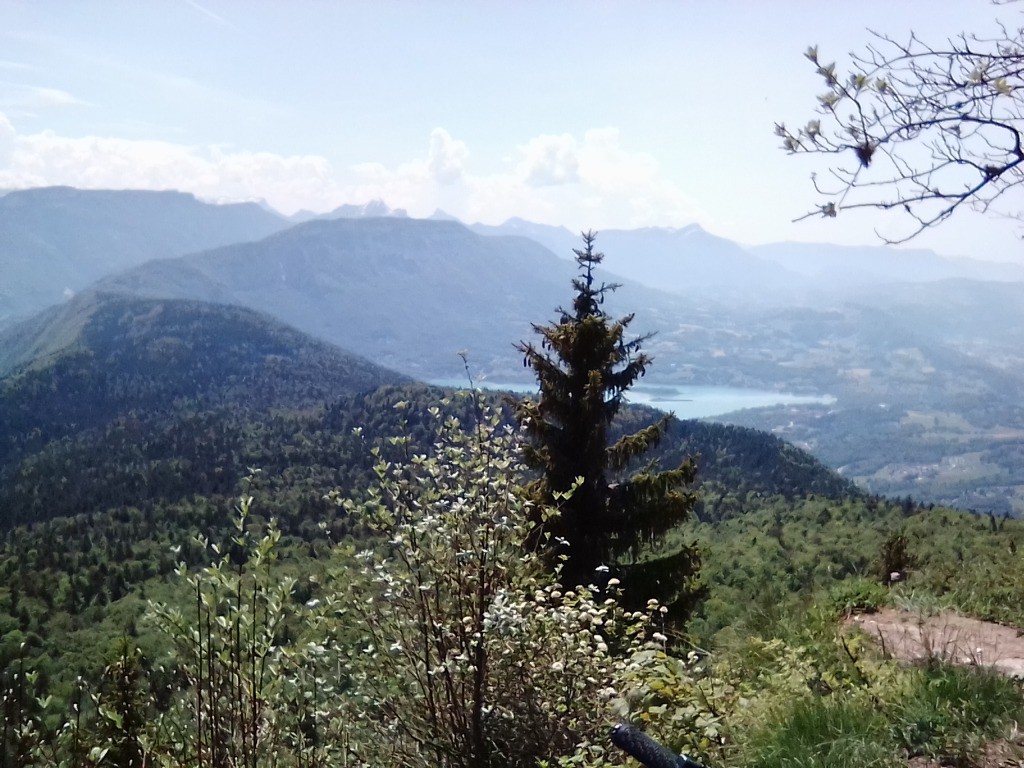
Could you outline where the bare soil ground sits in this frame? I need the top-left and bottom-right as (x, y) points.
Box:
(847, 608), (1024, 677)
(849, 608), (1024, 768)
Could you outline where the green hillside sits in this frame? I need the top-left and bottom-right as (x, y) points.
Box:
(2, 294), (1022, 768)
(0, 294), (407, 525)
(0, 295), (855, 695)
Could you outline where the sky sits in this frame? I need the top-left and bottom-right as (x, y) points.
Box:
(1, 0), (1021, 262)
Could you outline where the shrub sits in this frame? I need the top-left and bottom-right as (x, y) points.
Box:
(329, 395), (659, 768)
(878, 532), (915, 585)
(145, 493), (348, 767)
(828, 577), (888, 616)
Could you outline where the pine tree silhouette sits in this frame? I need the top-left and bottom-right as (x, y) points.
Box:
(516, 232), (701, 617)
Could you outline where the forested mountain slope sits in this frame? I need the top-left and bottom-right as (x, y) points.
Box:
(8, 188), (1024, 512)
(0, 293), (407, 527)
(2, 291), (1019, 758)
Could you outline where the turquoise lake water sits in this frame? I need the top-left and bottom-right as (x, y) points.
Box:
(428, 379), (834, 419)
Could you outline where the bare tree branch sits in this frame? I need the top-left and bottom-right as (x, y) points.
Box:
(777, 16), (1024, 243)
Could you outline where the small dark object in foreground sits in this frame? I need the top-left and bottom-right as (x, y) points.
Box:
(610, 723), (708, 768)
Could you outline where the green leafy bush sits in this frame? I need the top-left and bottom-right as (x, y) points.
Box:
(828, 577), (888, 616)
(618, 648), (733, 766)
(144, 492), (348, 767)
(329, 395), (662, 768)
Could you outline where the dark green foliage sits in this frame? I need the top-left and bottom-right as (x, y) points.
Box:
(878, 531), (915, 584)
(516, 232), (699, 613)
(0, 294), (406, 529)
(91, 638), (149, 768)
(624, 410), (862, 511)
(0, 370), (870, 715)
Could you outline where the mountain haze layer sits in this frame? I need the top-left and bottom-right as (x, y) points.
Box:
(0, 187), (289, 328)
(94, 216), (709, 379)
(473, 218), (1024, 304)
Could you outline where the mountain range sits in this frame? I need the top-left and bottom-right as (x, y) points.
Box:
(4, 186), (1024, 512)
(92, 216), (586, 379)
(5, 188), (1024, 768)
(470, 214), (1024, 301)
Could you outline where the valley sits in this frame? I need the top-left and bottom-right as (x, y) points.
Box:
(3, 188), (1024, 513)
(10, 4), (1024, 764)
(2, 188), (1024, 766)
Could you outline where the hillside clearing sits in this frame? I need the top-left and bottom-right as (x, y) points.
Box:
(850, 608), (1024, 678)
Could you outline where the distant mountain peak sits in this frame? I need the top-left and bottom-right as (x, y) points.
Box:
(428, 208), (460, 222)
(328, 199), (408, 219)
(0, 187), (291, 328)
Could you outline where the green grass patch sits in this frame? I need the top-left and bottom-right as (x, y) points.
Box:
(744, 696), (900, 768)
(894, 661), (1024, 764)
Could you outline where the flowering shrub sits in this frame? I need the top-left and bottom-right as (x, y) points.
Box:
(328, 395), (663, 768)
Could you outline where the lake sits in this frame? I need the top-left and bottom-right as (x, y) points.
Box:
(427, 379), (834, 419)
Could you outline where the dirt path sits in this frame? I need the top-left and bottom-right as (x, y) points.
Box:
(848, 608), (1024, 677)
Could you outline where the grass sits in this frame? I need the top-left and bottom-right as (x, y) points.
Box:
(744, 696), (900, 768)
(888, 585), (955, 617)
(894, 661), (1024, 764)
(742, 663), (1024, 768)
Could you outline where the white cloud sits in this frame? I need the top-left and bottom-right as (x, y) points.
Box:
(0, 112), (14, 166)
(0, 120), (710, 230)
(517, 133), (580, 186)
(426, 127), (468, 184)
(344, 129), (468, 206)
(576, 127), (658, 189)
(0, 124), (339, 212)
(343, 127), (709, 230)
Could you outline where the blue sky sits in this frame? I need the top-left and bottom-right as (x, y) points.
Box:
(1, 0), (1019, 261)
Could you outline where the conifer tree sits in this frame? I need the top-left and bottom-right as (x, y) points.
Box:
(516, 231), (701, 616)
